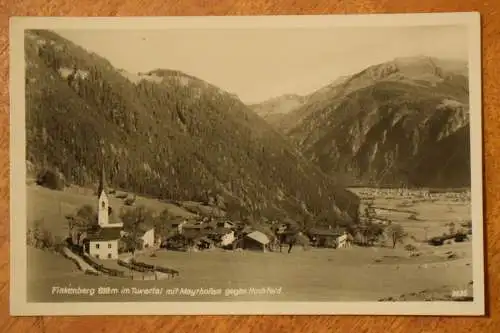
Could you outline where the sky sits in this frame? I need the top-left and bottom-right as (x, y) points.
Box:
(55, 26), (468, 104)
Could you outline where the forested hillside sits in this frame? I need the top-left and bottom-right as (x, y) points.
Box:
(25, 29), (360, 227)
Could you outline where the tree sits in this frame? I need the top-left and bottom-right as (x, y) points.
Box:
(366, 223), (385, 246)
(120, 235), (143, 255)
(36, 169), (65, 190)
(364, 203), (376, 224)
(448, 222), (456, 235)
(27, 218), (61, 251)
(120, 205), (154, 255)
(404, 244), (418, 256)
(423, 226), (429, 241)
(153, 208), (177, 240)
(76, 204), (98, 225)
(388, 223), (405, 249)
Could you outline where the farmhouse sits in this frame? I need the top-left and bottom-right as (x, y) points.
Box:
(181, 221), (210, 236)
(170, 219), (188, 233)
(208, 227), (235, 247)
(307, 227), (352, 249)
(138, 225), (155, 248)
(215, 220), (236, 230)
(121, 224), (156, 249)
(242, 231), (270, 252)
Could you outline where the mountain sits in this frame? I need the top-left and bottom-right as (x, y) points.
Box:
(24, 29), (360, 227)
(248, 94), (308, 126)
(277, 56), (471, 188)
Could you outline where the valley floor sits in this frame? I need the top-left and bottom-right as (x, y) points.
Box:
(25, 184), (474, 303)
(27, 243), (473, 302)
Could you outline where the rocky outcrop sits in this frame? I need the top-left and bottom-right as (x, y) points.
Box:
(277, 56), (471, 188)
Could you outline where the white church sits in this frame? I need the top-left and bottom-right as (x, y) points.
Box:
(84, 168), (124, 260)
(72, 167), (156, 260)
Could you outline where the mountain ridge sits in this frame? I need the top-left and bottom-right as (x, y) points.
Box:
(25, 29), (360, 227)
(260, 56), (471, 188)
(248, 94), (309, 126)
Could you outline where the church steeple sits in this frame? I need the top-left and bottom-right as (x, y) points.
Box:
(97, 165), (106, 198)
(97, 163), (110, 228)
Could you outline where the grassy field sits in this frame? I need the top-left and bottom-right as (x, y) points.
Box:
(27, 243), (473, 302)
(26, 183), (197, 238)
(350, 187), (472, 242)
(26, 184), (474, 303)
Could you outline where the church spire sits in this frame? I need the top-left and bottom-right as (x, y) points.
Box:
(97, 165), (106, 198)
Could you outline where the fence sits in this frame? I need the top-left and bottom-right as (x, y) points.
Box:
(60, 246), (99, 275)
(81, 254), (128, 278)
(117, 258), (180, 279)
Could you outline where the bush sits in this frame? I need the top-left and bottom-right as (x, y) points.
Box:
(36, 169), (65, 190)
(454, 233), (468, 242)
(429, 237), (444, 246)
(27, 218), (64, 251)
(76, 204), (97, 223)
(408, 213), (418, 221)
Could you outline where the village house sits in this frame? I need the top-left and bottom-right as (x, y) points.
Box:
(181, 221), (209, 235)
(307, 227), (352, 249)
(335, 231), (352, 249)
(139, 225), (155, 248)
(121, 224), (156, 249)
(215, 220), (236, 230)
(208, 227), (235, 247)
(241, 231), (271, 252)
(171, 219), (188, 233)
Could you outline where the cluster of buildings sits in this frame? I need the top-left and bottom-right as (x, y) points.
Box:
(69, 169), (353, 260)
(353, 187), (471, 202)
(161, 217), (353, 252)
(161, 218), (274, 252)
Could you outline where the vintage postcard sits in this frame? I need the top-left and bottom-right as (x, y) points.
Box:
(9, 13), (484, 316)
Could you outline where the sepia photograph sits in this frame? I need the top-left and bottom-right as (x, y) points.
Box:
(10, 13), (484, 316)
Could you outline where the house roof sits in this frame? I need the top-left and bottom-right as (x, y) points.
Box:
(183, 222), (209, 230)
(216, 220), (235, 226)
(86, 226), (122, 241)
(307, 228), (345, 237)
(209, 227), (233, 235)
(245, 231), (270, 245)
(182, 228), (207, 240)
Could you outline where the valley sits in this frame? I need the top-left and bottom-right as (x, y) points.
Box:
(26, 181), (473, 302)
(23, 29), (475, 304)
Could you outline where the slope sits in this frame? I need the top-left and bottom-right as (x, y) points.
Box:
(282, 56), (471, 188)
(24, 29), (360, 227)
(248, 94), (308, 126)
